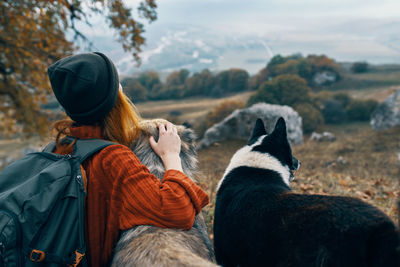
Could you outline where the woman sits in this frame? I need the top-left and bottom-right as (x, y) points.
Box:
(47, 52), (209, 266)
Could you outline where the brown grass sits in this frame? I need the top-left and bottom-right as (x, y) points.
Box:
(339, 85), (399, 102)
(196, 123), (400, 239)
(136, 92), (254, 124)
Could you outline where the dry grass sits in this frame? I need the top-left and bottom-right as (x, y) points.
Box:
(339, 85), (399, 102)
(136, 92), (254, 124)
(196, 123), (400, 239)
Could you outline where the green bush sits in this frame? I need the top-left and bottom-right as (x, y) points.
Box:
(346, 99), (378, 121)
(293, 103), (324, 133)
(321, 99), (347, 124)
(333, 93), (352, 108)
(247, 74), (312, 107)
(351, 62), (369, 73)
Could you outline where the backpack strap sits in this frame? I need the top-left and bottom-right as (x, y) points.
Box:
(72, 139), (116, 163)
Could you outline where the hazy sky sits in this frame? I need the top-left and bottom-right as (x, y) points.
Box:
(140, 0), (400, 31)
(78, 0), (400, 72)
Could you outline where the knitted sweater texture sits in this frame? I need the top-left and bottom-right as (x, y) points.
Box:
(55, 125), (209, 266)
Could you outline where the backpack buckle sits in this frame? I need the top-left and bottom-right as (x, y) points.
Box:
(30, 249), (46, 262)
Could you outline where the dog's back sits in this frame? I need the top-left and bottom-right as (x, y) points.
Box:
(111, 119), (216, 267)
(214, 118), (400, 267)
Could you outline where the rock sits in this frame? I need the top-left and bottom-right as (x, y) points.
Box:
(370, 88), (400, 130)
(309, 131), (336, 142)
(21, 146), (40, 155)
(312, 71), (338, 85)
(336, 156), (347, 165)
(198, 103), (303, 149)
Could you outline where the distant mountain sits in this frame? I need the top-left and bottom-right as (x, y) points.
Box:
(85, 20), (400, 76)
(88, 25), (273, 76)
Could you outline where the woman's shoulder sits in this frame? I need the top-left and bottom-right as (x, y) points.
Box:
(97, 143), (137, 157)
(91, 144), (143, 177)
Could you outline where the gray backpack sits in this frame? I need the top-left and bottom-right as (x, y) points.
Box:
(0, 139), (114, 267)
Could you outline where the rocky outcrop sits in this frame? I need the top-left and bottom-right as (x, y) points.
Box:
(198, 103), (303, 149)
(309, 131), (336, 142)
(0, 145), (41, 170)
(370, 88), (400, 130)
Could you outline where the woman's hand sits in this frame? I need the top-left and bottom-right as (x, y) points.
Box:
(149, 122), (183, 172)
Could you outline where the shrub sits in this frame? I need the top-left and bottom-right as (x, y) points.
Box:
(247, 74), (313, 107)
(321, 99), (347, 124)
(351, 62), (369, 73)
(293, 103), (324, 133)
(346, 99), (378, 121)
(333, 93), (352, 108)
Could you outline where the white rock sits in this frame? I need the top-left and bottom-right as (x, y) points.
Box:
(309, 131), (336, 142)
(371, 88), (400, 130)
(198, 103), (303, 149)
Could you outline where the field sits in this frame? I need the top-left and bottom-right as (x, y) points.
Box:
(136, 91), (254, 124)
(330, 64), (400, 93)
(196, 123), (400, 238)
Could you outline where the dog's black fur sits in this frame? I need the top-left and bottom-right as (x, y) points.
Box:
(213, 118), (400, 267)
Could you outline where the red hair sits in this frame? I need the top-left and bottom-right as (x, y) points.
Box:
(53, 89), (141, 147)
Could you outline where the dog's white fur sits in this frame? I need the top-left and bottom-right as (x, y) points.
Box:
(216, 136), (291, 192)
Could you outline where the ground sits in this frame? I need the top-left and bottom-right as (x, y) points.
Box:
(196, 122), (400, 239)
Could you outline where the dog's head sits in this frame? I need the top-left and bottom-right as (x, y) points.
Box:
(219, 117), (300, 190)
(131, 119), (198, 180)
(249, 117), (300, 181)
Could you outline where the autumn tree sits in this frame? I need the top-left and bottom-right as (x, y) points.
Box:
(184, 69), (216, 97)
(135, 71), (162, 99)
(229, 68), (249, 92)
(0, 0), (157, 136)
(249, 67), (269, 90)
(265, 54), (342, 87)
(120, 78), (147, 103)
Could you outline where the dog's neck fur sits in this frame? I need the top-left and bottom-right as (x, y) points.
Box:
(131, 119), (198, 180)
(217, 137), (291, 191)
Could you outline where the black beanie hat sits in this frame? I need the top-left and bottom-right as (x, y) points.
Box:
(47, 52), (119, 124)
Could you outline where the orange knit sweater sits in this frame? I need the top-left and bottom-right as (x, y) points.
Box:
(55, 125), (209, 267)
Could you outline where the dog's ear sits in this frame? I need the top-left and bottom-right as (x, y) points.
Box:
(248, 118), (267, 145)
(272, 117), (287, 138)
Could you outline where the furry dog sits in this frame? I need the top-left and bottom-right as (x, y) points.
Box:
(213, 117), (400, 267)
(111, 119), (217, 267)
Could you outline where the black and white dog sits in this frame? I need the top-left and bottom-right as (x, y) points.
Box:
(213, 117), (400, 267)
